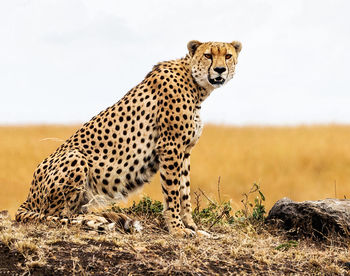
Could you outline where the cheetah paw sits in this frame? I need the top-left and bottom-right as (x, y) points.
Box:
(171, 227), (196, 237)
(196, 230), (211, 238)
(171, 228), (211, 238)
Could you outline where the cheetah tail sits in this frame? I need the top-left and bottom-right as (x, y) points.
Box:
(15, 205), (142, 233)
(15, 205), (73, 226)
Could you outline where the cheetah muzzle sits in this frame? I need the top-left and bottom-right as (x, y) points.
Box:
(15, 40), (242, 237)
(209, 76), (225, 86)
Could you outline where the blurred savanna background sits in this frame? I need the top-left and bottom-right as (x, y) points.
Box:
(2, 124), (350, 218)
(1, 0), (350, 218)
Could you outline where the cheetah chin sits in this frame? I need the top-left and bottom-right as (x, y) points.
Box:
(208, 76), (225, 85)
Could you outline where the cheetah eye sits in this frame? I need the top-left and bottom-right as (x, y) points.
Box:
(204, 54), (212, 59)
(225, 54), (232, 60)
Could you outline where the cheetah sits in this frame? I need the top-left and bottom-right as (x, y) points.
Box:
(15, 40), (242, 236)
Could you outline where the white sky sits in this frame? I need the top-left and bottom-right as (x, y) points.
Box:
(1, 0), (349, 125)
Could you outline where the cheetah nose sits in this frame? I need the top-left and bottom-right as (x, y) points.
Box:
(213, 67), (226, 74)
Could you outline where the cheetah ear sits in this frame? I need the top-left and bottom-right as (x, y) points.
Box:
(187, 40), (202, 57)
(231, 41), (242, 54)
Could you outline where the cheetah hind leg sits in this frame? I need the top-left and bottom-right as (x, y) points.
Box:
(73, 212), (142, 233)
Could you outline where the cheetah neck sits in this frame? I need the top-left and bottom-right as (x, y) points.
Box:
(148, 56), (214, 106)
(181, 55), (215, 104)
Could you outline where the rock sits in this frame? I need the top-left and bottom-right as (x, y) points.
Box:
(266, 198), (350, 239)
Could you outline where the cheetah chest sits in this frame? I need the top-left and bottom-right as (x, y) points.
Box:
(189, 108), (203, 148)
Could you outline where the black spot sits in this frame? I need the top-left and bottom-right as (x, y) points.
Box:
(135, 178), (143, 186)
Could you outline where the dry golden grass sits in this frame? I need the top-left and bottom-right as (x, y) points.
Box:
(1, 124), (350, 217)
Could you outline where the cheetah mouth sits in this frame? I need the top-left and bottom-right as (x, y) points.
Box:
(208, 76), (225, 85)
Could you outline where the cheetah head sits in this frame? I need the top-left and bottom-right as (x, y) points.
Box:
(187, 40), (242, 89)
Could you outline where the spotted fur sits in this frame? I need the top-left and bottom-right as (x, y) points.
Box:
(15, 40), (242, 236)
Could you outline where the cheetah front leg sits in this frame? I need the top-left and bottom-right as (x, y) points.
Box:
(179, 152), (210, 238)
(179, 152), (197, 231)
(159, 146), (195, 237)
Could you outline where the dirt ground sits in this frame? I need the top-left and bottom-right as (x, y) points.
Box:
(1, 209), (349, 276)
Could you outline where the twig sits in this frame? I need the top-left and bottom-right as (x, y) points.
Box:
(40, 137), (64, 142)
(198, 188), (215, 206)
(217, 176), (221, 204)
(249, 183), (259, 194)
(240, 183), (260, 218)
(208, 205), (230, 230)
(241, 194), (249, 218)
(193, 191), (201, 213)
